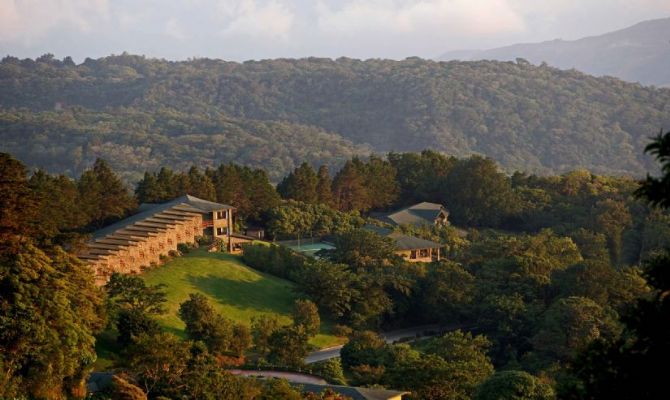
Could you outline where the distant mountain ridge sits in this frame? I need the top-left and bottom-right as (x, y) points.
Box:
(1, 55), (670, 180)
(439, 17), (670, 87)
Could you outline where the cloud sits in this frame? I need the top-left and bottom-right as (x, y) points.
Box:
(1, 0), (669, 61)
(219, 0), (294, 40)
(165, 18), (188, 41)
(316, 0), (526, 38)
(0, 0), (110, 43)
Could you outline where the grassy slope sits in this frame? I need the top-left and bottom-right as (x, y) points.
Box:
(141, 249), (340, 348)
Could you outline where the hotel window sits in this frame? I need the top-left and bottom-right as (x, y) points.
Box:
(216, 227), (228, 236)
(410, 250), (417, 259)
(419, 249), (429, 257)
(216, 210), (228, 219)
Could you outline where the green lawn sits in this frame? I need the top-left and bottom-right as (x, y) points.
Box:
(141, 248), (341, 349)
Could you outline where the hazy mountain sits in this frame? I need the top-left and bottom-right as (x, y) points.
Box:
(440, 17), (670, 87)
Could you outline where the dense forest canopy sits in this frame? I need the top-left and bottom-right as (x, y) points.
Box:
(1, 54), (670, 181)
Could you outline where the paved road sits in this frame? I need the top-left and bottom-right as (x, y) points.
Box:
(305, 324), (458, 364)
(229, 369), (327, 384)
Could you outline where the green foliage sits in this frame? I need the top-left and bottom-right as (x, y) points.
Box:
(551, 261), (648, 312)
(0, 243), (105, 399)
(251, 314), (281, 358)
(443, 155), (521, 226)
(380, 331), (494, 400)
(136, 162), (279, 221)
(635, 129), (670, 208)
(78, 158), (136, 228)
(329, 229), (400, 270)
(475, 371), (555, 400)
(178, 293), (251, 356)
(0, 153), (42, 248)
(106, 273), (168, 315)
(3, 56), (668, 179)
(561, 130), (670, 399)
(332, 156), (399, 212)
(531, 297), (620, 365)
(115, 309), (162, 347)
(125, 332), (192, 395)
(389, 150), (457, 205)
(278, 162), (320, 204)
(340, 331), (387, 369)
(292, 299), (321, 337)
(266, 200), (364, 238)
(311, 358), (347, 385)
(294, 260), (359, 320)
(122, 332), (309, 399)
(267, 325), (311, 368)
(108, 374), (148, 400)
(419, 261), (475, 323)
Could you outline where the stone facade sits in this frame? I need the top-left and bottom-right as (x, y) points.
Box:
(79, 195), (236, 285)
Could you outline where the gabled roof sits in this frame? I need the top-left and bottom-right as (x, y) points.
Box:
(92, 195), (232, 240)
(300, 383), (408, 400)
(387, 232), (441, 250)
(376, 202), (448, 227)
(363, 225), (441, 250)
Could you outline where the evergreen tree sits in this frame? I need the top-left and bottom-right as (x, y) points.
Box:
(277, 162), (319, 204)
(186, 166), (216, 201)
(362, 155), (399, 210)
(135, 171), (164, 203)
(332, 159), (369, 211)
(78, 158), (135, 228)
(0, 153), (39, 249)
(316, 165), (334, 206)
(29, 170), (85, 235)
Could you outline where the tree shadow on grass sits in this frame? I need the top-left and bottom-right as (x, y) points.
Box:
(186, 273), (296, 317)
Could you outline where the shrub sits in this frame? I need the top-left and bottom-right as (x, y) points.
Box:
(333, 324), (353, 338)
(197, 235), (212, 246)
(312, 358), (347, 385)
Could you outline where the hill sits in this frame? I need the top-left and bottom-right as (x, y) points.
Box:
(2, 54), (670, 178)
(439, 17), (670, 87)
(140, 249), (340, 349)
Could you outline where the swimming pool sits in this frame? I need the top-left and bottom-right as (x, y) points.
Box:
(288, 242), (335, 257)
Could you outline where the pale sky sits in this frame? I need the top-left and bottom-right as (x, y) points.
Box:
(1, 0), (670, 61)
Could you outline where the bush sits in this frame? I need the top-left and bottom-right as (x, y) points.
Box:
(197, 235), (212, 246)
(311, 358), (347, 385)
(333, 324), (353, 338)
(242, 243), (308, 282)
(177, 243), (191, 254)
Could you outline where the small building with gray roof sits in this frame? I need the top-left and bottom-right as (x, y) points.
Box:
(373, 202), (449, 228)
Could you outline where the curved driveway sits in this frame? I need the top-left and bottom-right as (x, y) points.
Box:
(306, 323), (464, 364)
(228, 369), (327, 384)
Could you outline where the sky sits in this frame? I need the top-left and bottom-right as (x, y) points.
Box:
(1, 0), (670, 62)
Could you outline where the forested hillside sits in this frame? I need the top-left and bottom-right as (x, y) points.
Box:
(2, 54), (670, 179)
